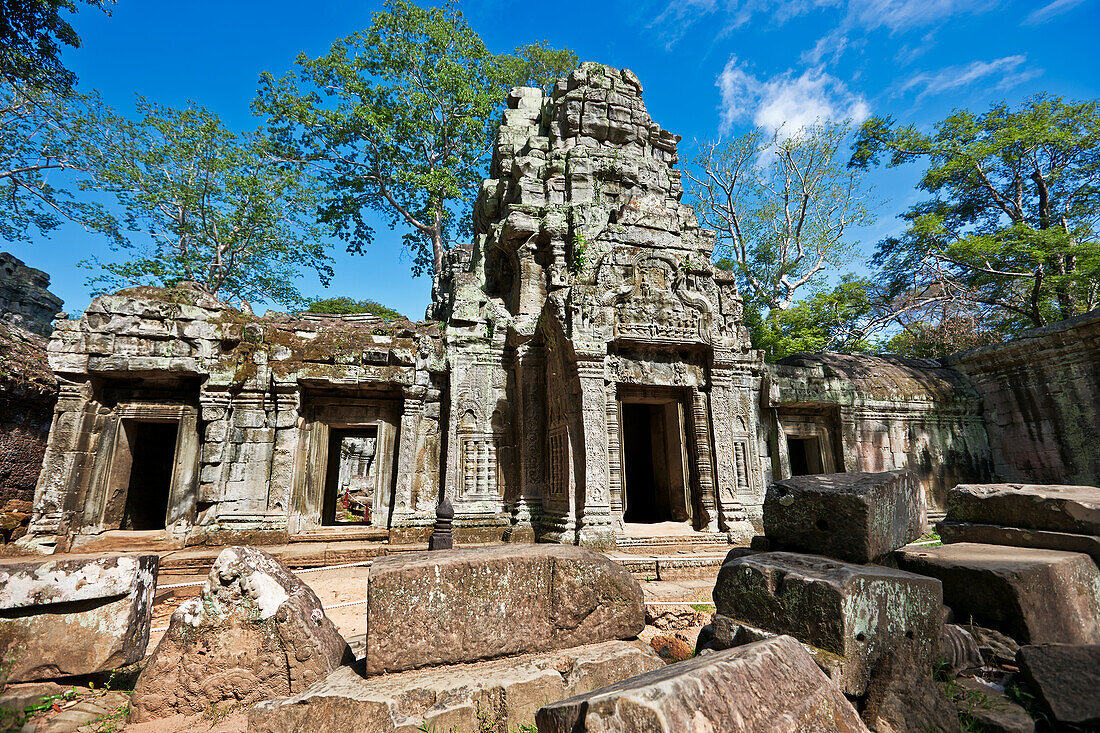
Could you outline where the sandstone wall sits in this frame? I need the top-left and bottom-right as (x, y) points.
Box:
(949, 309), (1100, 486)
(769, 353), (993, 513)
(0, 323), (57, 520)
(0, 252), (63, 337)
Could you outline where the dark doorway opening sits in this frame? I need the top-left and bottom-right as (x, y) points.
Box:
(621, 400), (691, 524)
(121, 421), (177, 530)
(322, 428), (378, 526)
(787, 436), (824, 476)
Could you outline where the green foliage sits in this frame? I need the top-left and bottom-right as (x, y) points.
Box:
(0, 77), (119, 244)
(569, 232), (589, 274)
(852, 95), (1100, 332)
(306, 297), (404, 320)
(79, 99), (333, 308)
(690, 122), (876, 318)
(741, 276), (878, 362)
(0, 0), (112, 90)
(879, 315), (1004, 359)
(255, 0), (576, 278)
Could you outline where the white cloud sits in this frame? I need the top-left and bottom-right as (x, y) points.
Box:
(1024, 0), (1087, 25)
(718, 57), (870, 134)
(901, 56), (1044, 100)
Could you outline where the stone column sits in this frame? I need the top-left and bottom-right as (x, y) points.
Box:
(606, 381), (623, 528)
(575, 356), (614, 548)
(24, 380), (98, 547)
(690, 387), (720, 532)
(507, 343), (545, 542)
(709, 356), (761, 538)
(390, 385), (427, 533)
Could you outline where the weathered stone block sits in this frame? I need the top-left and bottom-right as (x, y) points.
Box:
(535, 635), (868, 733)
(364, 545), (644, 675)
(130, 547), (351, 722)
(946, 484), (1100, 535)
(896, 543), (1100, 644)
(938, 521), (1100, 566)
(249, 640), (662, 733)
(1016, 643), (1100, 728)
(0, 554), (157, 682)
(764, 470), (924, 563)
(713, 552), (943, 695)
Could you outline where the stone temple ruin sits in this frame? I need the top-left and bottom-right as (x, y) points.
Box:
(8, 62), (1100, 554)
(2, 63), (1100, 733)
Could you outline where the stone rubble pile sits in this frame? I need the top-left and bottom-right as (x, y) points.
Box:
(248, 544), (662, 732)
(129, 546), (353, 722)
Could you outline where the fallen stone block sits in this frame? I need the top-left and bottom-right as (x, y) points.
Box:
(763, 470), (924, 563)
(364, 545), (644, 675)
(713, 552), (943, 695)
(950, 677), (1034, 733)
(895, 543), (1100, 644)
(0, 554), (157, 682)
(946, 483), (1100, 535)
(938, 521), (1100, 566)
(249, 640), (663, 733)
(130, 546), (352, 722)
(535, 635), (869, 733)
(861, 650), (960, 733)
(1016, 643), (1100, 729)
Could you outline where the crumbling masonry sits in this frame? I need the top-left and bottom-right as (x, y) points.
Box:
(17, 64), (1100, 551)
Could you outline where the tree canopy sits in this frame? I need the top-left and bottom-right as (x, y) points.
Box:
(80, 100), (333, 308)
(254, 0), (576, 281)
(0, 0), (112, 89)
(690, 122), (876, 319)
(852, 95), (1100, 333)
(306, 297), (405, 320)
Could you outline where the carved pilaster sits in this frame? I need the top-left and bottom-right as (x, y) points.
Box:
(575, 357), (614, 548)
(691, 387), (719, 532)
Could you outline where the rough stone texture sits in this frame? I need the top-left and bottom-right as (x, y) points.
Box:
(249, 640), (662, 733)
(364, 545), (643, 675)
(130, 546), (352, 722)
(938, 521), (1100, 566)
(23, 282), (445, 550)
(0, 321), (56, 514)
(764, 470), (925, 563)
(1016, 643), (1100, 728)
(769, 353), (992, 513)
(946, 483), (1100, 535)
(0, 554), (157, 682)
(712, 552), (943, 695)
(951, 677), (1034, 733)
(535, 635), (868, 733)
(0, 252), (63, 337)
(949, 309), (1100, 489)
(860, 651), (960, 733)
(895, 543), (1100, 644)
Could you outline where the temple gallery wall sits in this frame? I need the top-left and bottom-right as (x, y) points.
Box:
(11, 64), (1100, 551)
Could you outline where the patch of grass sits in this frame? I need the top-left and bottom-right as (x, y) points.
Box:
(690, 603), (716, 613)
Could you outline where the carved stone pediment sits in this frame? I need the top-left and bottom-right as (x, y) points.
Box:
(610, 255), (714, 345)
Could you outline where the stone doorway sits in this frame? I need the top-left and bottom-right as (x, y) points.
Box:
(787, 436), (824, 476)
(619, 398), (692, 525)
(322, 428), (379, 526)
(114, 420), (178, 530)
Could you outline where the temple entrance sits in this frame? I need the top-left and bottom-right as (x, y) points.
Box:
(787, 436), (824, 476)
(118, 420), (178, 530)
(322, 428), (379, 526)
(620, 398), (692, 525)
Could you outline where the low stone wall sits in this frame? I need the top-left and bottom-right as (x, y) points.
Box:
(948, 309), (1100, 487)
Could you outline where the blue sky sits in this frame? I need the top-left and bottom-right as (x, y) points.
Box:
(7, 0), (1099, 319)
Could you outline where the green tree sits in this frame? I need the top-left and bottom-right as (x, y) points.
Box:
(254, 0), (576, 281)
(852, 95), (1100, 332)
(1, 0), (112, 89)
(0, 77), (118, 243)
(744, 276), (878, 362)
(689, 122), (876, 318)
(306, 297), (405, 320)
(80, 100), (332, 309)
